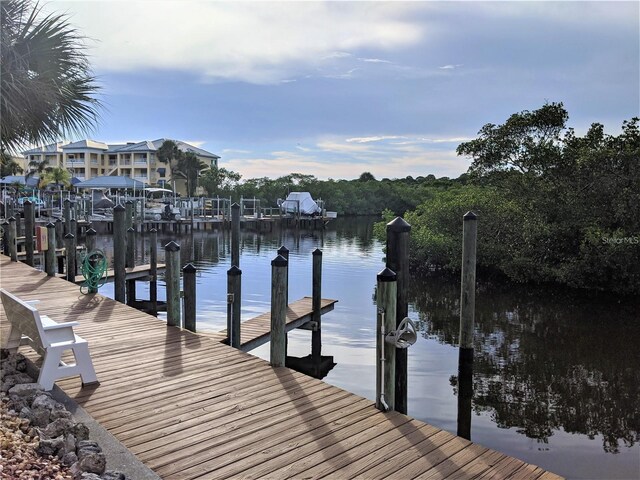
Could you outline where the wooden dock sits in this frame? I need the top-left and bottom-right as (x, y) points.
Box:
(217, 296), (337, 351)
(0, 255), (562, 480)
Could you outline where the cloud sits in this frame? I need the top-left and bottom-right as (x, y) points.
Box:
(358, 58), (392, 64)
(49, 2), (425, 84)
(346, 136), (407, 143)
(438, 64), (463, 70)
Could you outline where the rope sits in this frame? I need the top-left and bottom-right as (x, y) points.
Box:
(80, 249), (108, 295)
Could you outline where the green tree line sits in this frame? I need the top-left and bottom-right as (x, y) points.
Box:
(376, 103), (639, 295)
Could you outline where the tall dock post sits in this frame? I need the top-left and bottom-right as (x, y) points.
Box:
(458, 212), (478, 440)
(64, 233), (76, 282)
(70, 219), (78, 274)
(270, 254), (288, 367)
(149, 228), (158, 316)
(45, 222), (56, 276)
(231, 203), (240, 267)
(227, 266), (242, 348)
(1, 220), (9, 256)
(183, 263), (197, 332)
(386, 216), (411, 414)
(165, 241), (181, 327)
(55, 218), (64, 248)
(277, 245), (289, 356)
(7, 217), (17, 262)
(113, 205), (126, 303)
(126, 227), (136, 305)
(23, 200), (35, 266)
(63, 199), (71, 235)
(85, 228), (98, 293)
(125, 200), (134, 231)
(311, 248), (323, 361)
(376, 267), (397, 412)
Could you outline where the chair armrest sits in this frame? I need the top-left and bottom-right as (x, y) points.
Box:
(43, 321), (80, 330)
(25, 300), (41, 306)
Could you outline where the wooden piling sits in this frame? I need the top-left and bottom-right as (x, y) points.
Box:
(227, 266), (242, 348)
(45, 222), (56, 277)
(458, 211), (477, 439)
(231, 203), (240, 267)
(23, 200), (34, 267)
(70, 219), (78, 274)
(277, 245), (289, 356)
(386, 216), (411, 414)
(125, 200), (134, 231)
(1, 221), (9, 256)
(55, 218), (64, 247)
(165, 241), (181, 328)
(270, 254), (288, 367)
(7, 217), (17, 262)
(311, 248), (322, 360)
(376, 267), (397, 412)
(63, 199), (71, 235)
(183, 263), (197, 332)
(126, 227), (135, 268)
(113, 205), (126, 303)
(149, 228), (158, 316)
(85, 228), (98, 293)
(64, 233), (75, 282)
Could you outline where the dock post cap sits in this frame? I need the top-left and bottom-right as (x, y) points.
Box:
(164, 241), (180, 252)
(377, 267), (397, 282)
(8, 217), (15, 222)
(55, 217), (62, 223)
(63, 199), (71, 204)
(113, 204), (125, 212)
(149, 228), (157, 233)
(277, 245), (289, 255)
(182, 263), (197, 273)
(1, 220), (8, 225)
(463, 211), (477, 220)
(23, 199), (32, 205)
(127, 227), (135, 232)
(312, 248), (322, 256)
(125, 199), (134, 204)
(227, 265), (242, 276)
(64, 233), (75, 239)
(386, 217), (411, 232)
(271, 254), (288, 267)
(46, 222), (56, 228)
(86, 228), (97, 235)
(231, 203), (240, 209)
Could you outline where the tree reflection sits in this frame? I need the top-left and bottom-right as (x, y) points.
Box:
(409, 277), (640, 453)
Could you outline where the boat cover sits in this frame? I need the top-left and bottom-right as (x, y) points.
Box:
(280, 192), (321, 215)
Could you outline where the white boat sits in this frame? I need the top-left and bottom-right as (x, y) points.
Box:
(278, 192), (322, 216)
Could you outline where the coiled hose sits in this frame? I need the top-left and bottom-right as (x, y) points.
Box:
(80, 249), (108, 294)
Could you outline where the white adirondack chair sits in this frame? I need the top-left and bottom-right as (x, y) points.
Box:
(0, 288), (98, 390)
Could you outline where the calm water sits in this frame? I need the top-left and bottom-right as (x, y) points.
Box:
(92, 217), (639, 479)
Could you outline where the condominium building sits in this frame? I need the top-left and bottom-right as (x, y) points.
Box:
(22, 139), (220, 192)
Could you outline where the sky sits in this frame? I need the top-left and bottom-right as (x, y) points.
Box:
(43, 1), (639, 181)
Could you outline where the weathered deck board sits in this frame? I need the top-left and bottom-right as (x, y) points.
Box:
(0, 255), (563, 480)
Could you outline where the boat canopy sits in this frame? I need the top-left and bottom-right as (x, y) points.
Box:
(280, 192), (321, 215)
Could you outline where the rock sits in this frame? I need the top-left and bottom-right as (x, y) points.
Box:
(1, 373), (34, 392)
(36, 436), (64, 456)
(43, 418), (74, 438)
(77, 444), (102, 461)
(62, 452), (78, 466)
(71, 452), (106, 477)
(20, 406), (50, 427)
(61, 433), (77, 457)
(80, 474), (102, 480)
(32, 393), (58, 410)
(72, 423), (90, 441)
(77, 440), (101, 451)
(50, 405), (72, 421)
(102, 472), (128, 480)
(8, 383), (43, 398)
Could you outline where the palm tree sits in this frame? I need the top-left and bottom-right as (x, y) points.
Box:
(156, 140), (182, 180)
(0, 149), (24, 177)
(1, 0), (101, 154)
(39, 166), (71, 210)
(25, 158), (49, 182)
(174, 152), (208, 197)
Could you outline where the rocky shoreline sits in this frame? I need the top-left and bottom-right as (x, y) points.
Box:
(1, 352), (129, 480)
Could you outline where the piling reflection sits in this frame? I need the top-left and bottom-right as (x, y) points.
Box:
(409, 277), (640, 453)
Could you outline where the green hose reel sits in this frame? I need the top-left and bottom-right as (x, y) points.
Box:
(80, 249), (108, 294)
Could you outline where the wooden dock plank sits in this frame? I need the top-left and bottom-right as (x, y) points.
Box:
(0, 255), (563, 480)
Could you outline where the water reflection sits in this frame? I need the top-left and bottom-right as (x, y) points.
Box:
(409, 277), (640, 454)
